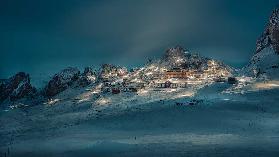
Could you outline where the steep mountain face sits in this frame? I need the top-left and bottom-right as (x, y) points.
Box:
(162, 46), (208, 70)
(1, 46), (234, 101)
(44, 67), (97, 97)
(129, 46), (234, 84)
(44, 67), (80, 97)
(256, 7), (279, 54)
(77, 67), (96, 87)
(245, 7), (279, 78)
(0, 72), (36, 102)
(160, 46), (233, 73)
(98, 64), (128, 80)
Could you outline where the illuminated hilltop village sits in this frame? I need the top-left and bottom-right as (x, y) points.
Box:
(0, 46), (236, 105)
(97, 46), (234, 94)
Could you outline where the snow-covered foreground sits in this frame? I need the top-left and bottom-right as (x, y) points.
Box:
(1, 83), (279, 157)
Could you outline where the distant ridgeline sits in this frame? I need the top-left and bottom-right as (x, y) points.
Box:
(0, 46), (233, 103)
(1, 6), (279, 103)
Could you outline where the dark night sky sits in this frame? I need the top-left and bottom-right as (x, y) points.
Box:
(0, 0), (278, 86)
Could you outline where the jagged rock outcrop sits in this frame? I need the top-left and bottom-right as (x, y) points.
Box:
(132, 46), (234, 83)
(45, 67), (80, 97)
(161, 46), (233, 73)
(163, 46), (189, 62)
(245, 7), (279, 78)
(256, 7), (279, 54)
(99, 64), (128, 80)
(77, 67), (96, 87)
(0, 72), (36, 102)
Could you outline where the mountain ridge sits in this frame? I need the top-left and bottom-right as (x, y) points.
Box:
(1, 6), (279, 104)
(0, 46), (233, 104)
(245, 6), (279, 78)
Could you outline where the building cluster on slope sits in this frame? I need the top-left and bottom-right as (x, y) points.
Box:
(97, 57), (234, 95)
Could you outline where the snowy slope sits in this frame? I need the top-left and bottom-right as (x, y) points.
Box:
(243, 7), (279, 80)
(1, 83), (279, 157)
(1, 7), (279, 156)
(244, 46), (279, 79)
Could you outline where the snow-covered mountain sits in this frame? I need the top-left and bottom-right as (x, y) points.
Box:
(1, 7), (279, 157)
(0, 46), (234, 105)
(256, 7), (279, 54)
(0, 72), (36, 103)
(159, 46), (233, 73)
(44, 67), (97, 97)
(116, 46), (234, 90)
(244, 7), (279, 79)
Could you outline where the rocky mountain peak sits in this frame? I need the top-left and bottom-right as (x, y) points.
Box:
(0, 72), (36, 102)
(159, 46), (233, 74)
(256, 7), (279, 54)
(45, 67), (80, 97)
(245, 7), (279, 78)
(78, 67), (96, 87)
(163, 46), (188, 60)
(270, 7), (279, 26)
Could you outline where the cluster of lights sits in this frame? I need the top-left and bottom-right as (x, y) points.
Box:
(98, 57), (233, 96)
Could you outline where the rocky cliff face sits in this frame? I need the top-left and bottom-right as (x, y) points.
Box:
(161, 46), (233, 73)
(256, 7), (279, 54)
(162, 46), (201, 68)
(245, 7), (279, 78)
(98, 64), (128, 80)
(44, 67), (98, 97)
(0, 72), (36, 102)
(77, 67), (96, 87)
(45, 67), (80, 97)
(163, 46), (189, 63)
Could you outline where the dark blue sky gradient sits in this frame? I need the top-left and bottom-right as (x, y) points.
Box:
(0, 0), (278, 86)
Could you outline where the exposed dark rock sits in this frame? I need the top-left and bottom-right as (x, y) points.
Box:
(99, 64), (127, 80)
(45, 67), (80, 97)
(161, 46), (233, 73)
(163, 46), (188, 61)
(256, 7), (279, 54)
(77, 67), (96, 87)
(0, 72), (36, 102)
(99, 64), (118, 78)
(245, 7), (279, 78)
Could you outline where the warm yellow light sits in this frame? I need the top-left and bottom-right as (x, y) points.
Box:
(45, 99), (60, 105)
(96, 98), (110, 105)
(252, 81), (279, 90)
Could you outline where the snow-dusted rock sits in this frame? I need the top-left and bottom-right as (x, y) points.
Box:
(0, 72), (36, 102)
(161, 46), (233, 73)
(163, 46), (189, 64)
(77, 67), (96, 87)
(99, 64), (128, 80)
(245, 7), (279, 79)
(245, 46), (279, 78)
(256, 7), (279, 54)
(45, 67), (80, 97)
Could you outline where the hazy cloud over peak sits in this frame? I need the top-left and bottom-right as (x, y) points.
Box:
(0, 0), (278, 85)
